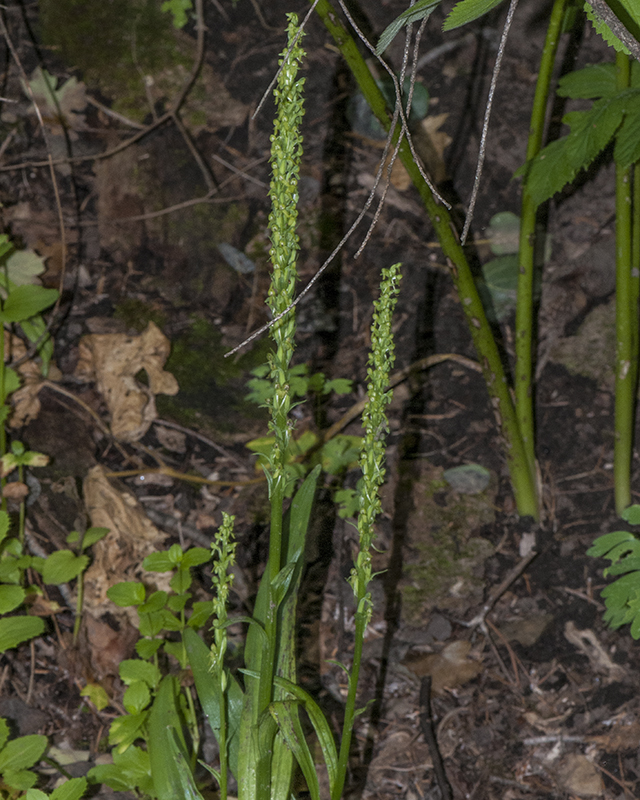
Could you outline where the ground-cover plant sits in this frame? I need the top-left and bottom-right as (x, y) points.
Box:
(588, 504), (640, 637)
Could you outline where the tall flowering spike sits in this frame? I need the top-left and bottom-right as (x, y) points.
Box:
(266, 14), (306, 494)
(349, 264), (402, 608)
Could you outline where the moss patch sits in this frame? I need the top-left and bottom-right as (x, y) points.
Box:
(401, 460), (496, 625)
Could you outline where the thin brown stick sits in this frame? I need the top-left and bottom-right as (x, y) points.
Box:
(419, 677), (453, 800)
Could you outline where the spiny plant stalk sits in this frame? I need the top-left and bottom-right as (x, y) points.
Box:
(210, 513), (237, 800)
(613, 50), (636, 515)
(333, 263), (401, 800)
(311, 0), (539, 519)
(516, 0), (569, 483)
(261, 2), (305, 737)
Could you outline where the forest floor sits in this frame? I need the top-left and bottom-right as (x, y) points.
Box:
(0, 0), (638, 798)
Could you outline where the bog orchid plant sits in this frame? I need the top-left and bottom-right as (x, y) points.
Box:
(90, 16), (402, 800)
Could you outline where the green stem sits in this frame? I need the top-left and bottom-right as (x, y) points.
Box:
(516, 0), (569, 481)
(218, 672), (228, 800)
(0, 325), (5, 513)
(312, 0), (538, 518)
(614, 51), (634, 516)
(332, 609), (366, 800)
(631, 161), (640, 393)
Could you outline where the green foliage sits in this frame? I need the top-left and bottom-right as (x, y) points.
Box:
(522, 61), (640, 205)
(0, 718), (48, 792)
(161, 0), (193, 28)
(443, 0), (506, 31)
(585, 0), (640, 55)
(376, 0), (440, 55)
(588, 509), (640, 637)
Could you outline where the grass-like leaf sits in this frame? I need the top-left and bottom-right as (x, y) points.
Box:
(376, 0), (440, 55)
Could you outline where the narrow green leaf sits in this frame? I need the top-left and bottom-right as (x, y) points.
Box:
(0, 719), (9, 750)
(376, 0), (440, 55)
(50, 777), (88, 800)
(274, 676), (338, 791)
(270, 701), (320, 800)
(148, 675), (201, 800)
(183, 627), (243, 779)
(443, 0), (505, 31)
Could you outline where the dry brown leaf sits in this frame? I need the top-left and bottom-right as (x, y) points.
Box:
(564, 621), (625, 682)
(75, 321), (178, 441)
(82, 465), (170, 620)
(403, 639), (482, 694)
(554, 754), (603, 798)
(155, 424), (187, 453)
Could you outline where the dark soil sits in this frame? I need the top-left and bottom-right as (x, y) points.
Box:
(0, 1), (637, 798)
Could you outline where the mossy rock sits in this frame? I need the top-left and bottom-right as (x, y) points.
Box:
(400, 460), (496, 625)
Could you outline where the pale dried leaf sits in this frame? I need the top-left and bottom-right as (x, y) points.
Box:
(74, 321), (179, 442)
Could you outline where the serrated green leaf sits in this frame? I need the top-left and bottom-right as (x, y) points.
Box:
(0, 585), (25, 614)
(80, 682), (110, 711)
(0, 719), (9, 751)
(557, 62), (617, 99)
(119, 660), (161, 688)
(135, 638), (163, 659)
(0, 285), (58, 324)
(88, 745), (152, 795)
(614, 96), (640, 168)
(5, 250), (47, 286)
(587, 529), (637, 557)
(3, 767), (37, 790)
(0, 734), (47, 772)
(143, 551), (175, 572)
(376, 0), (441, 55)
(181, 547), (210, 568)
(41, 550), (89, 584)
(26, 788), (48, 800)
(108, 711), (148, 753)
(0, 616), (44, 653)
(107, 581), (146, 607)
(443, 0), (505, 31)
(138, 591), (168, 614)
(622, 505), (640, 525)
(137, 609), (165, 638)
(123, 681), (151, 715)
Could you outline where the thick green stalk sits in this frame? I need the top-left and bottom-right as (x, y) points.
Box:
(312, 0), (538, 518)
(614, 51), (635, 515)
(516, 0), (569, 480)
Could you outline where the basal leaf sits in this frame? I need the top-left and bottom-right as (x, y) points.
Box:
(443, 0), (505, 31)
(270, 702), (319, 800)
(376, 0), (441, 55)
